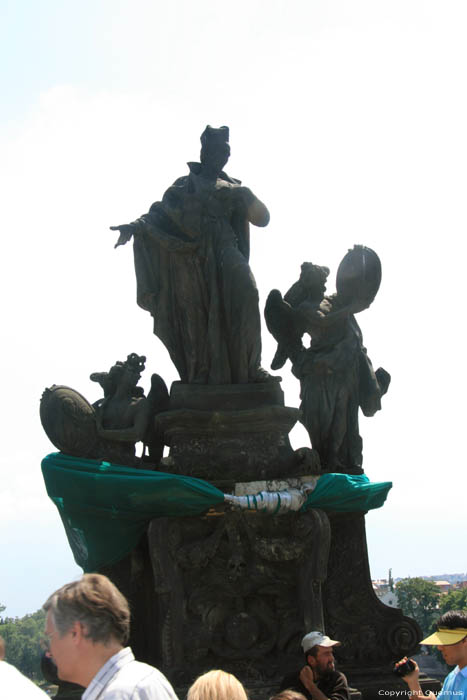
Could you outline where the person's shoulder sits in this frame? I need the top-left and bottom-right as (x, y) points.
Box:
(0, 660), (48, 697)
(105, 660), (177, 699)
(336, 670), (348, 681)
(334, 671), (347, 680)
(442, 666), (463, 687)
(319, 670), (350, 700)
(328, 670), (349, 687)
(445, 666), (458, 679)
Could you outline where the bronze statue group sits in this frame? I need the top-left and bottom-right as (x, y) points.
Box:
(111, 125), (391, 474)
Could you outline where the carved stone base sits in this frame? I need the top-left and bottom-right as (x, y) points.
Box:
(99, 493), (330, 693)
(98, 494), (435, 700)
(147, 504), (330, 688)
(155, 382), (301, 481)
(322, 513), (441, 699)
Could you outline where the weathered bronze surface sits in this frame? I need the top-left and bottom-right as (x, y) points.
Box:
(265, 247), (391, 473)
(156, 381), (307, 482)
(40, 353), (168, 466)
(111, 126), (271, 385)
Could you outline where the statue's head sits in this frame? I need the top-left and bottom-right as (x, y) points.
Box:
(91, 353), (146, 397)
(200, 125), (230, 173)
(299, 263), (329, 298)
(120, 353), (146, 388)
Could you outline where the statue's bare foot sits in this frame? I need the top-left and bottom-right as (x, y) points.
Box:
(271, 346), (288, 370)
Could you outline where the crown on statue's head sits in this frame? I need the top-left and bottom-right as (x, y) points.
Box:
(200, 125), (229, 147)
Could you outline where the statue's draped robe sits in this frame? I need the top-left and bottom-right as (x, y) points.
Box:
(132, 164), (262, 384)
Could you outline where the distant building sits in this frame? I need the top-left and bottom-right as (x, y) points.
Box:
(372, 579), (398, 606)
(372, 578), (390, 594)
(378, 589), (399, 608)
(434, 580), (451, 594)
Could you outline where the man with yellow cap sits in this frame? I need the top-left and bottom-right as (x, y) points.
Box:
(398, 611), (467, 700)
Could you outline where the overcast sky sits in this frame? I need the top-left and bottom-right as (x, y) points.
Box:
(1, 0), (466, 618)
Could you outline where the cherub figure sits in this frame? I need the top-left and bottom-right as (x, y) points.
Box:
(265, 248), (390, 473)
(91, 353), (169, 465)
(40, 354), (169, 467)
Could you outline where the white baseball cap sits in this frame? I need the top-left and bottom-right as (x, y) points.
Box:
(301, 631), (341, 653)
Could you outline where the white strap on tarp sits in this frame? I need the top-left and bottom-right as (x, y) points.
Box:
(224, 482), (316, 515)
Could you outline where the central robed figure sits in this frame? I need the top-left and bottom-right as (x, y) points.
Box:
(112, 126), (271, 385)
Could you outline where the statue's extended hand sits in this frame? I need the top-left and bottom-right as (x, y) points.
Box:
(110, 224), (135, 248)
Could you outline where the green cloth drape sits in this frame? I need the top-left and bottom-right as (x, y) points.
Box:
(303, 472), (392, 512)
(41, 453), (225, 571)
(41, 452), (391, 572)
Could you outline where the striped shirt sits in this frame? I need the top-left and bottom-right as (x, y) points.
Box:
(83, 647), (178, 700)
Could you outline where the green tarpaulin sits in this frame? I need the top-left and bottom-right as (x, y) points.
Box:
(41, 452), (391, 572)
(303, 472), (392, 512)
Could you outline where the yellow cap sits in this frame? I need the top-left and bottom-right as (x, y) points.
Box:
(421, 628), (467, 646)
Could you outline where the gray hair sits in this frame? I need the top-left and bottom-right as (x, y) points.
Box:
(43, 573), (130, 645)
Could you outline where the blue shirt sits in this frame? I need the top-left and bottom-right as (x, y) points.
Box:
(439, 666), (467, 700)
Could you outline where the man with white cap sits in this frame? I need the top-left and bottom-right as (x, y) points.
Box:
(279, 631), (350, 700)
(398, 610), (467, 700)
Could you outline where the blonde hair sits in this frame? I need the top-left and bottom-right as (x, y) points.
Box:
(270, 692), (307, 700)
(187, 670), (248, 700)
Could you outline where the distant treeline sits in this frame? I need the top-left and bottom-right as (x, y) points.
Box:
(396, 578), (467, 637)
(0, 607), (46, 679)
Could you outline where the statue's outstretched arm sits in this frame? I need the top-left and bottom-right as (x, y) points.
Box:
(110, 218), (147, 248)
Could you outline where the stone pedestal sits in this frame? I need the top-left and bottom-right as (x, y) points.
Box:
(322, 512), (441, 700)
(99, 480), (329, 692)
(155, 381), (304, 481)
(147, 501), (330, 688)
(101, 507), (440, 700)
